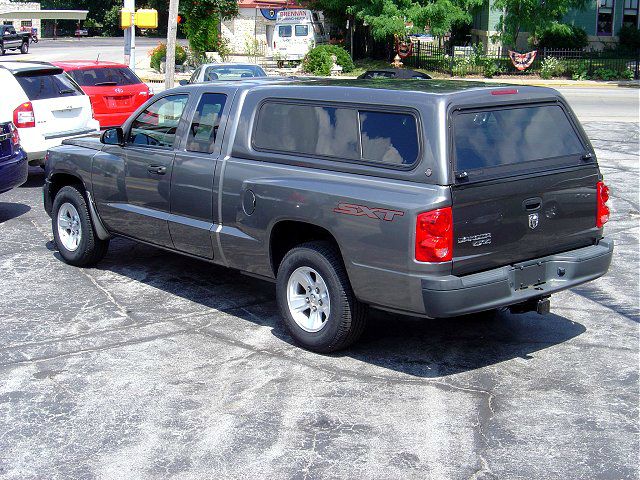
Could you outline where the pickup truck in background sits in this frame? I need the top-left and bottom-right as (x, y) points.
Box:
(0, 25), (30, 55)
(43, 79), (614, 352)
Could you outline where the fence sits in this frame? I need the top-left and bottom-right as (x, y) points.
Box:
(403, 42), (640, 79)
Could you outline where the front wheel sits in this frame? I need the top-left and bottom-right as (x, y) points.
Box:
(20, 42), (28, 54)
(52, 185), (109, 266)
(276, 241), (367, 353)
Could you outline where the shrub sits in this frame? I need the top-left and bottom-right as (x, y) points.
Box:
(184, 15), (218, 55)
(618, 24), (640, 50)
(567, 61), (589, 80)
(149, 43), (187, 72)
(483, 59), (500, 78)
(302, 45), (354, 76)
(540, 56), (564, 79)
(536, 22), (588, 50)
(592, 67), (628, 81)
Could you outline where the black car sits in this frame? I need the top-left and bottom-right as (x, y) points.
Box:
(357, 68), (431, 80)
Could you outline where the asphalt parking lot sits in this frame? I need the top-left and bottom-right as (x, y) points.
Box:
(0, 118), (638, 479)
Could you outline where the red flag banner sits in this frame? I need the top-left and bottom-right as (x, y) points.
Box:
(508, 50), (537, 71)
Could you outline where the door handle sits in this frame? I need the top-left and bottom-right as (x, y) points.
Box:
(147, 165), (167, 175)
(522, 197), (542, 211)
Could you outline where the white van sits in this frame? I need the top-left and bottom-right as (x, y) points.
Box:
(0, 61), (99, 165)
(272, 9), (328, 62)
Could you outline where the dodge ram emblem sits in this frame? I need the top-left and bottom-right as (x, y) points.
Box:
(528, 212), (539, 229)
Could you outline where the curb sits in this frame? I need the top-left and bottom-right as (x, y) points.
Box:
(457, 77), (640, 88)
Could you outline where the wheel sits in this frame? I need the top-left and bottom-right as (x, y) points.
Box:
(0, 45), (4, 56)
(20, 42), (28, 54)
(276, 241), (367, 352)
(52, 185), (109, 266)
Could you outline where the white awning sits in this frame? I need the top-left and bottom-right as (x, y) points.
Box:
(0, 10), (89, 20)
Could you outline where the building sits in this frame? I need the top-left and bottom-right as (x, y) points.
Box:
(471, 0), (640, 50)
(221, 0), (298, 54)
(0, 0), (41, 36)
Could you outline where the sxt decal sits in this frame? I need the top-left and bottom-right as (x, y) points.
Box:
(334, 203), (404, 222)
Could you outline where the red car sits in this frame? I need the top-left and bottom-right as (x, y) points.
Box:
(52, 61), (152, 129)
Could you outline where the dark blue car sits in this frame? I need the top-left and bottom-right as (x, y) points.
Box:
(0, 122), (28, 194)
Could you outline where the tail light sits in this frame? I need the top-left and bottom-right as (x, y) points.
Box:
(415, 207), (453, 262)
(273, 41), (276, 49)
(9, 123), (20, 147)
(596, 181), (610, 228)
(13, 102), (35, 128)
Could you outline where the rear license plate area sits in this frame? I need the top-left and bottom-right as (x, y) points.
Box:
(513, 263), (546, 290)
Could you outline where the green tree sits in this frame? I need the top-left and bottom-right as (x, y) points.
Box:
(308, 0), (483, 40)
(180, 0), (237, 54)
(491, 0), (588, 47)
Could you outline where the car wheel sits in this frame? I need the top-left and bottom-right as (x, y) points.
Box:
(20, 42), (28, 54)
(52, 185), (109, 267)
(0, 46), (4, 56)
(276, 241), (367, 353)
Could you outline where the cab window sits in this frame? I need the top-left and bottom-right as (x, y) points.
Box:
(129, 95), (188, 148)
(295, 25), (309, 36)
(278, 25), (292, 37)
(187, 93), (227, 153)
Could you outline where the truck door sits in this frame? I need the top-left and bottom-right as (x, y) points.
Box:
(94, 94), (189, 247)
(170, 92), (229, 258)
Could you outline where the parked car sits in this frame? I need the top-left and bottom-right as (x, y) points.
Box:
(0, 25), (30, 55)
(0, 121), (28, 193)
(52, 61), (152, 129)
(358, 68), (432, 80)
(43, 79), (613, 352)
(182, 63), (267, 84)
(0, 61), (100, 165)
(74, 29), (89, 37)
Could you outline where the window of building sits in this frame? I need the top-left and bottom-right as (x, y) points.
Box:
(186, 93), (227, 153)
(253, 102), (420, 167)
(597, 0), (615, 36)
(21, 21), (32, 28)
(623, 0), (639, 27)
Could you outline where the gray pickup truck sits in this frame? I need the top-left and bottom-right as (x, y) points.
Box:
(0, 25), (30, 55)
(43, 78), (614, 352)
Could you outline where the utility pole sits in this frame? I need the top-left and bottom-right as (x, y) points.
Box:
(165, 0), (180, 89)
(124, 0), (136, 71)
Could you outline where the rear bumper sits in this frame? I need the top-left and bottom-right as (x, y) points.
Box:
(19, 122), (100, 164)
(421, 239), (614, 318)
(0, 150), (28, 194)
(94, 112), (132, 129)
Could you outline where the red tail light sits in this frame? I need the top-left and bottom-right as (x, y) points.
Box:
(9, 123), (20, 147)
(13, 102), (35, 128)
(273, 41), (276, 49)
(596, 181), (610, 228)
(416, 207), (453, 262)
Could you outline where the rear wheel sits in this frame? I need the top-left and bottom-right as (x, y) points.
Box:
(276, 241), (367, 353)
(52, 185), (109, 266)
(0, 45), (4, 56)
(20, 41), (28, 54)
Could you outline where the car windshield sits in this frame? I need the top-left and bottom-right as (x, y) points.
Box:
(203, 65), (266, 81)
(15, 72), (83, 100)
(68, 67), (142, 87)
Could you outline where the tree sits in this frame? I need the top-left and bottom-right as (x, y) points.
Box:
(307, 0), (483, 41)
(181, 0), (237, 54)
(491, 0), (588, 47)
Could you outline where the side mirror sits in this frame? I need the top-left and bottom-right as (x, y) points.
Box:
(100, 127), (124, 146)
(178, 79), (189, 86)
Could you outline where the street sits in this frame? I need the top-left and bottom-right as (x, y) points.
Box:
(0, 39), (638, 479)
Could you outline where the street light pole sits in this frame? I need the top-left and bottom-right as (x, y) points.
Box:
(166, 0), (180, 89)
(124, 0), (136, 71)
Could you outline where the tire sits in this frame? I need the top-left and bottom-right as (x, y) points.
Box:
(20, 41), (28, 54)
(0, 45), (4, 56)
(276, 241), (367, 353)
(52, 185), (109, 267)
